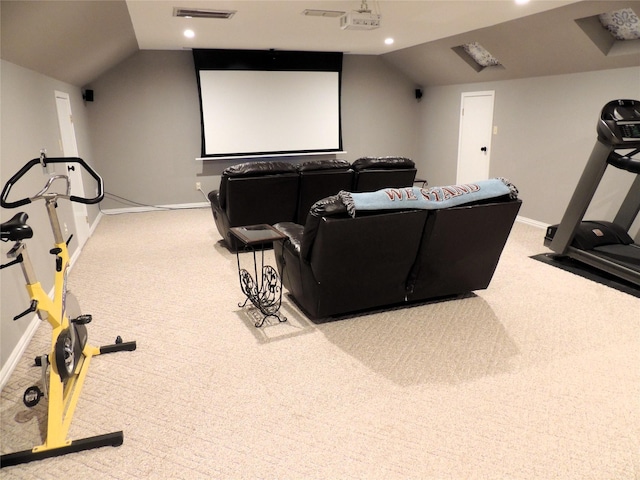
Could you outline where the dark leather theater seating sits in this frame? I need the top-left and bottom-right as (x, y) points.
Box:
(208, 158), (419, 250)
(295, 159), (353, 224)
(352, 156), (417, 192)
(208, 161), (299, 251)
(273, 193), (522, 319)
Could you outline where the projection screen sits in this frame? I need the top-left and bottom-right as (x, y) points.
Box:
(193, 49), (343, 159)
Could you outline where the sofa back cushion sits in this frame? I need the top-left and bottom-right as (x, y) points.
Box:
(219, 161), (297, 209)
(351, 156), (415, 171)
(407, 199), (522, 299)
(224, 172), (300, 227)
(296, 159), (354, 224)
(352, 157), (417, 192)
(304, 208), (428, 316)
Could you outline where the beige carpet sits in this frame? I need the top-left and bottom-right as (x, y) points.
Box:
(1, 208), (638, 479)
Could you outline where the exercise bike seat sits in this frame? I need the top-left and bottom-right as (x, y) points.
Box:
(1, 212), (33, 242)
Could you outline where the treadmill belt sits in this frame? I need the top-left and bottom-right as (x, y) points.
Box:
(530, 253), (640, 298)
(593, 244), (640, 270)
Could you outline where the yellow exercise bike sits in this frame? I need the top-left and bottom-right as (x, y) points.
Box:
(0, 156), (136, 467)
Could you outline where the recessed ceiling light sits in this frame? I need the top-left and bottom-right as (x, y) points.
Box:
(515, 0), (530, 5)
(184, 29), (195, 39)
(385, 38), (394, 45)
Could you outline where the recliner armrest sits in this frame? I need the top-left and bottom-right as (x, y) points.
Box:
(273, 222), (304, 256)
(300, 195), (350, 261)
(208, 190), (221, 208)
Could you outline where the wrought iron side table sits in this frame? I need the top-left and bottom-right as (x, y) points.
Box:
(229, 224), (288, 327)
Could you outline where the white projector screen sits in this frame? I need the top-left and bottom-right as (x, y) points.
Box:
(199, 70), (340, 156)
(193, 49), (343, 159)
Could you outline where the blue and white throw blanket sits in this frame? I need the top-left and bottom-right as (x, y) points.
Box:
(338, 177), (518, 218)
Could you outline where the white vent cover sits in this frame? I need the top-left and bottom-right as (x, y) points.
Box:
(173, 7), (236, 19)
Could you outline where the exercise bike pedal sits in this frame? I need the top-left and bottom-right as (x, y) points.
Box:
(71, 314), (92, 325)
(23, 386), (44, 408)
(34, 354), (49, 367)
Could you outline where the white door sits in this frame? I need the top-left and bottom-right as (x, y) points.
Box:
(55, 90), (90, 247)
(456, 91), (495, 184)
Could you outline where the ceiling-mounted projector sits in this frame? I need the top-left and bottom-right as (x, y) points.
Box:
(340, 10), (381, 30)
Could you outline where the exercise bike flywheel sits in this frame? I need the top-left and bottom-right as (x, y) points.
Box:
(54, 328), (77, 380)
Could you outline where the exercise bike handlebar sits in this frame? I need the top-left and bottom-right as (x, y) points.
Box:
(1, 157), (104, 209)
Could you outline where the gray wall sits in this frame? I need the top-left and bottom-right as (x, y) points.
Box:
(85, 51), (421, 210)
(0, 60), (99, 372)
(414, 66), (640, 226)
(341, 55), (420, 161)
(85, 51), (204, 209)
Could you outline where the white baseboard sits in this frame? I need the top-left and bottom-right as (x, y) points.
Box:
(69, 211), (103, 269)
(89, 211), (104, 236)
(516, 215), (548, 230)
(101, 202), (209, 215)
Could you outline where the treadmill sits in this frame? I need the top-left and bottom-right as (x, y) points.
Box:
(545, 99), (640, 288)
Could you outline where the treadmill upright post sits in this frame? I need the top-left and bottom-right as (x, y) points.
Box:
(613, 175), (640, 232)
(549, 140), (612, 254)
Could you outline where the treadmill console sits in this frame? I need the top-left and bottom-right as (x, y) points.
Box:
(598, 99), (640, 147)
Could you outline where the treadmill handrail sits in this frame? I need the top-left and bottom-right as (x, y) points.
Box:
(607, 151), (640, 174)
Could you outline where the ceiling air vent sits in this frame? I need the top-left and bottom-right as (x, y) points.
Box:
(173, 7), (236, 19)
(302, 9), (345, 18)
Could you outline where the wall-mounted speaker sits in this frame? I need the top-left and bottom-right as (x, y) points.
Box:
(415, 88), (423, 100)
(83, 89), (94, 102)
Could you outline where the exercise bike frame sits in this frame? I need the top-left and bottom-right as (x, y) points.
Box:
(1, 156), (136, 467)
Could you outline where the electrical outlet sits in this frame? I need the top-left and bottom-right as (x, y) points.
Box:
(195, 182), (201, 191)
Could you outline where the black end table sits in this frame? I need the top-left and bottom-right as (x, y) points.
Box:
(229, 224), (288, 327)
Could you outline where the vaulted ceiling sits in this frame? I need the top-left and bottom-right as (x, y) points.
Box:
(1, 1), (639, 88)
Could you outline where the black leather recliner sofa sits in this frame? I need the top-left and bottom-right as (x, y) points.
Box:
(272, 185), (522, 319)
(295, 159), (354, 224)
(351, 156), (418, 192)
(208, 161), (300, 251)
(208, 157), (417, 250)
